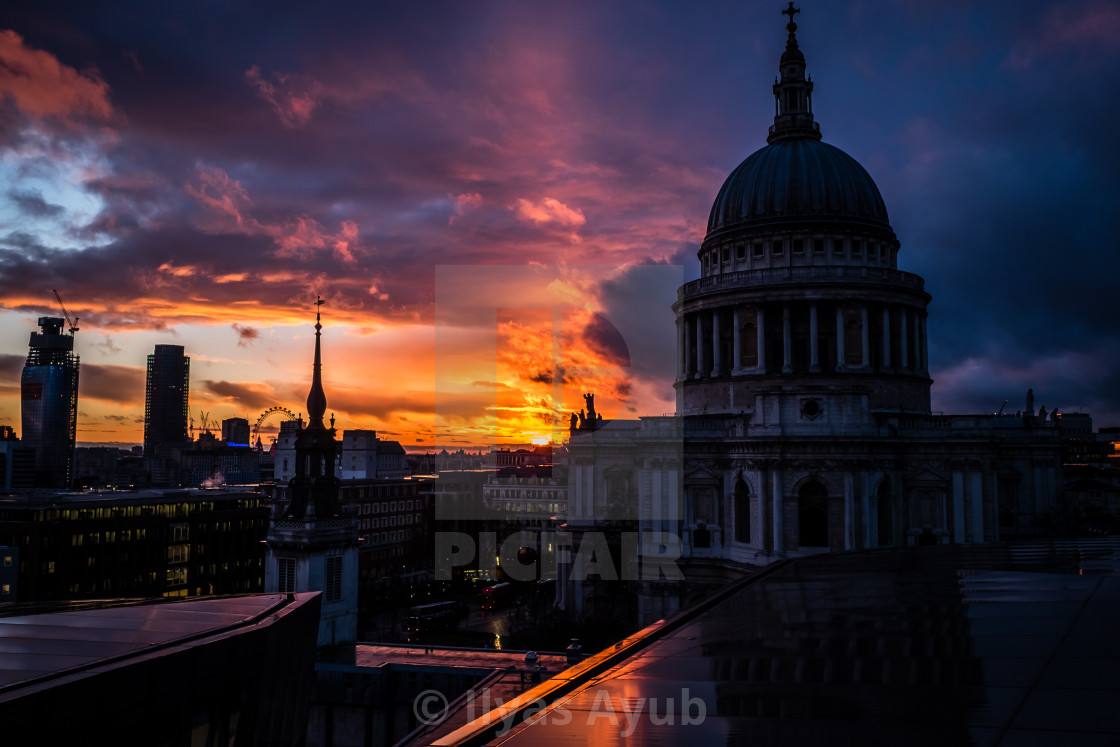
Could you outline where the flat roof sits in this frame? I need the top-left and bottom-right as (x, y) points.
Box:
(0, 593), (316, 697)
(433, 537), (1120, 746)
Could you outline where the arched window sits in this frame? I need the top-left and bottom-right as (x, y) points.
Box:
(734, 479), (751, 543)
(798, 481), (829, 548)
(877, 479), (892, 547)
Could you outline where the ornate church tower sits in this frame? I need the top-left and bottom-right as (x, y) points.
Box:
(674, 2), (932, 422)
(265, 299), (359, 646)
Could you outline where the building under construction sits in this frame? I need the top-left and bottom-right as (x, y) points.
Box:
(21, 317), (80, 488)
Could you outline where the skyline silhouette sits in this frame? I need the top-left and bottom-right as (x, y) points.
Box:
(1, 1), (1118, 449)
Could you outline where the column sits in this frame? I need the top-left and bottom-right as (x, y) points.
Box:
(952, 471), (966, 543)
(732, 306), (742, 374)
(899, 308), (909, 372)
(678, 317), (686, 380)
(920, 313), (929, 374)
(860, 305), (870, 369)
(809, 302), (820, 372)
(781, 303), (792, 373)
(711, 310), (721, 377)
(835, 306), (846, 371)
(844, 473), (854, 550)
(695, 314), (704, 379)
(756, 306), (766, 372)
(969, 472), (983, 543)
(683, 315), (692, 378)
(881, 307), (892, 370)
(911, 311), (920, 374)
(772, 468), (784, 554)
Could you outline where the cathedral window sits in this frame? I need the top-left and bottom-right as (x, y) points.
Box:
(325, 555), (343, 601)
(813, 238), (825, 254)
(832, 239), (844, 257)
(793, 239), (804, 254)
(741, 321), (758, 367)
(798, 482), (829, 548)
(752, 243), (764, 258)
(773, 240), (784, 255)
(853, 241), (863, 257)
(845, 316), (862, 366)
(721, 248), (729, 263)
(278, 557), (295, 592)
(736, 245), (745, 259)
(734, 479), (751, 544)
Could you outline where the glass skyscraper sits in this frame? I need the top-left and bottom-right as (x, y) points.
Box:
(144, 344), (190, 457)
(21, 317), (80, 488)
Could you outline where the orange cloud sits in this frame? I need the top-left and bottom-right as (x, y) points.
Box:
(245, 65), (324, 128)
(185, 165), (364, 263)
(0, 30), (114, 126)
(513, 197), (586, 227)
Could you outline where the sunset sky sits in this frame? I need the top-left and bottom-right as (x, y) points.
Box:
(1, 1), (1118, 450)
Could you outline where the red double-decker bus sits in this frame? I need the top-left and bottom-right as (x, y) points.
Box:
(480, 582), (515, 610)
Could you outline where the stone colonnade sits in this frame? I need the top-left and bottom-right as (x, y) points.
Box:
(678, 299), (928, 378)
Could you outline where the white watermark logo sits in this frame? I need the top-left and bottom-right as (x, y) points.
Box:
(413, 686), (706, 737)
(413, 689), (450, 725)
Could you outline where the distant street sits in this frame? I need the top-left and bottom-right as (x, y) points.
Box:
(361, 600), (533, 648)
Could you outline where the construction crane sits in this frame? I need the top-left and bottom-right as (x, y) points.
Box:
(52, 289), (79, 335)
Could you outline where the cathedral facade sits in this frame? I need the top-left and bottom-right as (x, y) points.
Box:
(564, 7), (1065, 623)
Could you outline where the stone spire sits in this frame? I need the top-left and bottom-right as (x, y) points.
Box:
(768, 2), (821, 144)
(306, 296), (327, 430)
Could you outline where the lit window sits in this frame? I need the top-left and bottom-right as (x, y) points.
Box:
(2, 555), (10, 566)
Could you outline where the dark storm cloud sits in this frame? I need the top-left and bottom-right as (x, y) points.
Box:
(0, 353), (22, 380)
(203, 381), (278, 411)
(581, 313), (631, 367)
(7, 188), (63, 217)
(80, 363), (145, 404)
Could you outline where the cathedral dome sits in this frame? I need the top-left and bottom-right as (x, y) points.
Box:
(706, 138), (891, 239)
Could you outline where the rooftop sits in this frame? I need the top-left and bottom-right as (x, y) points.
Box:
(433, 537), (1120, 746)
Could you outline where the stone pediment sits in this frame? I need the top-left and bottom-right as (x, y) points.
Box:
(685, 464), (722, 483)
(906, 465), (948, 484)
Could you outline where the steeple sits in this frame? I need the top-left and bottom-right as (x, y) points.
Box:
(768, 2), (821, 144)
(306, 296), (327, 430)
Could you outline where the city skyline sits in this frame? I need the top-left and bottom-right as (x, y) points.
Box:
(1, 1), (1119, 450)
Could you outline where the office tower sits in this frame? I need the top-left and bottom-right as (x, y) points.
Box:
(144, 344), (190, 456)
(221, 417), (251, 446)
(21, 317), (79, 488)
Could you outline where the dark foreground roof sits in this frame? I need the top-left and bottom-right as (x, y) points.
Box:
(435, 538), (1120, 747)
(0, 593), (321, 745)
